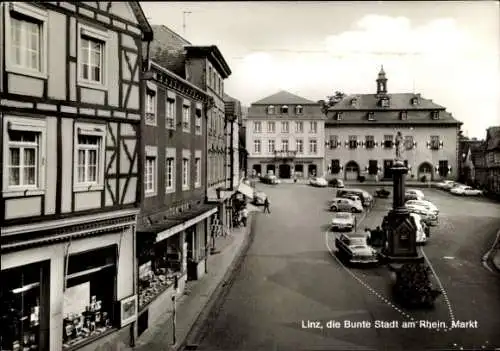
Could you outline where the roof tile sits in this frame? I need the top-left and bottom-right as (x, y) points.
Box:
(252, 90), (319, 105)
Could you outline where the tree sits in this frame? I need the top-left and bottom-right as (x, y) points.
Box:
(319, 91), (346, 115)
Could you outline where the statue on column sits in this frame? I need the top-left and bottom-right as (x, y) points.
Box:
(394, 131), (403, 162)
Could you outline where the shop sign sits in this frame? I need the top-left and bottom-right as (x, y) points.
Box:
(119, 295), (138, 327)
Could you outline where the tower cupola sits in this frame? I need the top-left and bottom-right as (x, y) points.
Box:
(376, 65), (388, 96)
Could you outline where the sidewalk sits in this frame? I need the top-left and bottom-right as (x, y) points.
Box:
(129, 211), (257, 351)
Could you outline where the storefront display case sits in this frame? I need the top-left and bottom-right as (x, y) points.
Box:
(1, 262), (49, 351)
(61, 246), (117, 350)
(138, 237), (183, 310)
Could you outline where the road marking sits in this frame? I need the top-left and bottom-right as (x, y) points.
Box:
(420, 247), (456, 325)
(443, 256), (455, 260)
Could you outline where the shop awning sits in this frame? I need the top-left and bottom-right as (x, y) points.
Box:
(137, 204), (218, 243)
(237, 183), (255, 199)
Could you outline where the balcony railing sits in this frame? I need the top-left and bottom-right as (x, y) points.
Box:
(273, 150), (297, 159)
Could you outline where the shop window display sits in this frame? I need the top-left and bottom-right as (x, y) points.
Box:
(138, 236), (182, 310)
(1, 261), (49, 351)
(62, 246), (117, 350)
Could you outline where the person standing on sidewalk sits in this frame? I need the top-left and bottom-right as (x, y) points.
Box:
(241, 206), (249, 227)
(263, 197), (271, 213)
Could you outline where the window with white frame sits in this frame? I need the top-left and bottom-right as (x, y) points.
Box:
(182, 157), (190, 189)
(254, 139), (261, 153)
(165, 155), (175, 192)
(267, 121), (275, 133)
(145, 88), (156, 125)
(74, 123), (106, 191)
(309, 121), (318, 133)
(166, 96), (176, 129)
(296, 139), (303, 153)
(78, 24), (108, 86)
(145, 154), (156, 195)
(182, 103), (191, 132)
(268, 140), (275, 153)
(281, 121), (289, 133)
(281, 139), (289, 152)
(4, 118), (46, 193)
(267, 105), (275, 114)
(6, 3), (48, 77)
(195, 107), (202, 135)
(295, 121), (303, 133)
(253, 121), (262, 133)
(309, 139), (317, 154)
(295, 105), (303, 114)
(195, 157), (201, 187)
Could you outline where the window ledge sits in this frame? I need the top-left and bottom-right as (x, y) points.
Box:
(145, 120), (157, 127)
(6, 66), (48, 80)
(73, 184), (104, 193)
(165, 188), (175, 194)
(2, 189), (46, 198)
(145, 191), (157, 198)
(77, 80), (108, 91)
(195, 183), (201, 189)
(182, 186), (190, 191)
(183, 129), (191, 133)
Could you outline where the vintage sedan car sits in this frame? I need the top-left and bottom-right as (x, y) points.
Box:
(406, 189), (425, 200)
(328, 178), (345, 188)
(409, 213), (428, 245)
(337, 188), (373, 207)
(339, 194), (363, 208)
(309, 176), (328, 187)
(405, 199), (439, 215)
(329, 198), (364, 213)
(406, 204), (439, 226)
(335, 233), (378, 264)
(260, 174), (280, 184)
(450, 185), (483, 196)
(437, 180), (462, 190)
(253, 191), (267, 205)
(331, 212), (356, 231)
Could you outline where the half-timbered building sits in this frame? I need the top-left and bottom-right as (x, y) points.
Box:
(0, 2), (152, 350)
(134, 60), (215, 336)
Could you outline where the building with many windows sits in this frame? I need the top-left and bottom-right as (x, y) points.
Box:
(1, 2), (152, 350)
(134, 60), (215, 337)
(149, 25), (234, 242)
(484, 126), (500, 197)
(325, 67), (462, 182)
(246, 91), (326, 179)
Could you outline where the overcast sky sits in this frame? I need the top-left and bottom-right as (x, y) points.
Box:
(140, 1), (500, 139)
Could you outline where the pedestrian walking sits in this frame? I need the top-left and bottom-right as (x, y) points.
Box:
(263, 197), (271, 213)
(241, 207), (249, 227)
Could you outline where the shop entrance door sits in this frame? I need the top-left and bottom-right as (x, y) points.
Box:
(185, 228), (196, 280)
(266, 164), (275, 175)
(308, 164), (317, 178)
(279, 164), (291, 179)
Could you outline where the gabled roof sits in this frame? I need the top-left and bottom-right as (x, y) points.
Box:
(129, 2), (153, 41)
(328, 93), (445, 111)
(185, 46), (232, 78)
(486, 126), (500, 151)
(252, 90), (318, 105)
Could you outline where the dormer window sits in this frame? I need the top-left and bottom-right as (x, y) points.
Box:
(280, 105), (289, 114)
(431, 111), (440, 120)
(335, 112), (343, 121)
(267, 105), (275, 114)
(411, 97), (419, 106)
(351, 98), (358, 107)
(295, 105), (303, 114)
(367, 112), (375, 121)
(400, 111), (408, 120)
(380, 98), (389, 107)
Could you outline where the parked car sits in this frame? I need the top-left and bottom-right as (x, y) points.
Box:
(329, 198), (364, 213)
(328, 178), (345, 188)
(409, 213), (428, 245)
(374, 188), (391, 198)
(260, 174), (280, 184)
(253, 191), (267, 205)
(450, 185), (483, 196)
(436, 180), (461, 190)
(335, 233), (378, 264)
(336, 188), (373, 207)
(309, 176), (328, 187)
(406, 204), (439, 226)
(405, 200), (439, 215)
(339, 194), (363, 208)
(331, 212), (356, 231)
(406, 189), (425, 200)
